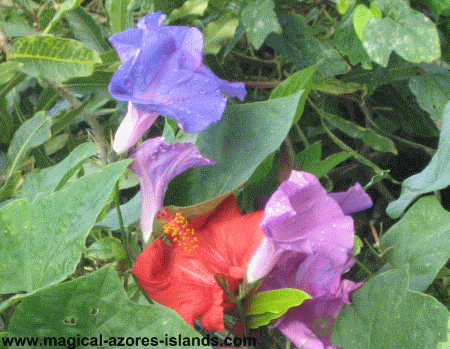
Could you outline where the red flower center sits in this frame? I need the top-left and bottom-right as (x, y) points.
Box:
(157, 208), (198, 252)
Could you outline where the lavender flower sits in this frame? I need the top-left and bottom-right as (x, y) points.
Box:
(272, 280), (362, 349)
(247, 171), (372, 283)
(128, 137), (215, 243)
(109, 11), (246, 153)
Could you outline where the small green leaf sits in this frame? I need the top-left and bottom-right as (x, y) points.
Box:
(335, 6), (372, 69)
(409, 72), (450, 122)
(436, 267), (450, 279)
(387, 101), (450, 218)
(382, 196), (450, 292)
(333, 265), (449, 349)
(203, 12), (239, 55)
(418, 0), (450, 18)
(247, 288), (311, 315)
(320, 109), (397, 154)
(0, 22), (35, 37)
(353, 4), (382, 41)
(248, 309), (289, 328)
(312, 76), (364, 95)
(240, 0), (282, 50)
(85, 237), (127, 261)
(20, 142), (98, 203)
(2, 112), (52, 198)
(106, 0), (133, 33)
(0, 61), (24, 84)
(296, 141), (353, 179)
(270, 65), (317, 124)
(168, 0), (209, 22)
(337, 0), (355, 14)
(8, 37), (102, 81)
(66, 7), (111, 53)
(267, 12), (348, 78)
(43, 0), (83, 34)
(362, 0), (441, 67)
(0, 171), (23, 202)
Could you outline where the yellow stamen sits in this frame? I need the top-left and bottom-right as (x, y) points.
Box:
(157, 208), (199, 252)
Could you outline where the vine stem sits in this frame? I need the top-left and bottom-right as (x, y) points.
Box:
(114, 181), (127, 242)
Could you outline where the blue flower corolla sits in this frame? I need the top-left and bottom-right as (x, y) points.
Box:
(128, 137), (215, 243)
(109, 11), (247, 153)
(246, 171), (372, 283)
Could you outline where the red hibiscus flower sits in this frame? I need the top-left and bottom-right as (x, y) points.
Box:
(132, 195), (264, 331)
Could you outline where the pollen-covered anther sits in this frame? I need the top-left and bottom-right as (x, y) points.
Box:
(157, 209), (199, 252)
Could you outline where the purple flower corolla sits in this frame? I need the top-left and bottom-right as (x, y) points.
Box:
(109, 11), (247, 153)
(272, 280), (362, 349)
(128, 137), (215, 243)
(258, 252), (362, 349)
(247, 171), (372, 283)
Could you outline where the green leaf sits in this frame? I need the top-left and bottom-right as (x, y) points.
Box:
(168, 0), (209, 22)
(438, 317), (450, 349)
(43, 0), (83, 34)
(312, 76), (364, 95)
(0, 171), (22, 202)
(0, 159), (132, 295)
(335, 6), (373, 69)
(296, 141), (353, 179)
(353, 4), (382, 41)
(387, 101), (450, 218)
(332, 265), (449, 349)
(8, 265), (209, 348)
(270, 64), (317, 123)
(20, 142), (98, 203)
(381, 196), (450, 292)
(203, 12), (239, 55)
(1, 111), (52, 201)
(85, 237), (127, 261)
(247, 288), (311, 315)
(8, 37), (102, 81)
(44, 133), (68, 155)
(248, 310), (289, 329)
(240, 0), (282, 50)
(247, 288), (311, 328)
(106, 0), (133, 34)
(337, 0), (356, 14)
(267, 12), (348, 78)
(66, 7), (110, 53)
(165, 91), (303, 207)
(0, 61), (24, 84)
(409, 73), (450, 122)
(320, 109), (397, 154)
(418, 0), (450, 18)
(341, 53), (419, 95)
(0, 22), (35, 37)
(63, 71), (114, 96)
(362, 0), (441, 67)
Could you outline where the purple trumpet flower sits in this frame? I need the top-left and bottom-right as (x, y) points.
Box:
(247, 171), (372, 283)
(259, 252), (362, 349)
(109, 11), (246, 153)
(128, 137), (215, 243)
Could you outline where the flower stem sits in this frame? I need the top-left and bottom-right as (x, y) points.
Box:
(353, 257), (374, 278)
(114, 181), (127, 243)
